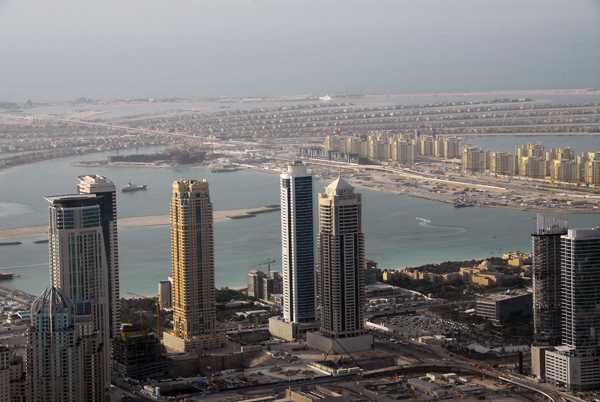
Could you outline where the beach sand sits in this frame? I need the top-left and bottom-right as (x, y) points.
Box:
(0, 206), (277, 240)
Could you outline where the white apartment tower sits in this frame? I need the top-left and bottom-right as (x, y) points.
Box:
(45, 194), (111, 391)
(280, 161), (316, 323)
(77, 174), (120, 339)
(317, 178), (366, 338)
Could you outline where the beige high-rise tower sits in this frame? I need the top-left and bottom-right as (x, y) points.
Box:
(307, 177), (373, 352)
(162, 179), (225, 352)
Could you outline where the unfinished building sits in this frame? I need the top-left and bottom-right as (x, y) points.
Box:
(532, 214), (568, 346)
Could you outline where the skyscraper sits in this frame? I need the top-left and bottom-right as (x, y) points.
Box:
(45, 194), (110, 389)
(77, 174), (120, 339)
(532, 214), (568, 346)
(162, 179), (225, 352)
(545, 227), (600, 391)
(280, 161), (316, 323)
(27, 287), (104, 402)
(317, 178), (365, 338)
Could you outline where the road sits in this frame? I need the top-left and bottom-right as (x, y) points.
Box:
(0, 283), (36, 304)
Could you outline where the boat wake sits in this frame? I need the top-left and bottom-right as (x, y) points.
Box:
(416, 217), (466, 234)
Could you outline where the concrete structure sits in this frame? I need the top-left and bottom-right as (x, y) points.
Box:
(163, 179), (225, 352)
(45, 194), (111, 390)
(531, 345), (553, 379)
(77, 174), (121, 339)
(158, 280), (172, 308)
(462, 147), (488, 172)
(247, 270), (267, 300)
(532, 214), (567, 347)
(546, 227), (600, 391)
(520, 156), (547, 179)
(286, 386), (344, 402)
(27, 287), (104, 402)
(476, 291), (533, 323)
(268, 316), (320, 342)
(364, 259), (378, 285)
(111, 325), (172, 380)
(280, 161), (316, 323)
(306, 331), (373, 354)
(584, 160), (600, 186)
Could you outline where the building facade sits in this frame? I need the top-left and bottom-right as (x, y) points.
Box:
(45, 194), (110, 390)
(476, 292), (533, 323)
(546, 227), (600, 391)
(280, 162), (316, 323)
(163, 179), (225, 352)
(26, 287), (104, 402)
(77, 174), (121, 340)
(247, 270), (267, 300)
(317, 178), (366, 338)
(532, 214), (567, 346)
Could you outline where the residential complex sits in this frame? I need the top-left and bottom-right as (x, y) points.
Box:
(462, 143), (600, 185)
(26, 287), (104, 402)
(162, 179), (226, 352)
(77, 174), (121, 339)
(322, 133), (459, 164)
(45, 193), (111, 390)
(280, 161), (316, 323)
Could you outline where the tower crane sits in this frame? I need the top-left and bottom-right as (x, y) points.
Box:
(127, 292), (167, 339)
(251, 258), (276, 276)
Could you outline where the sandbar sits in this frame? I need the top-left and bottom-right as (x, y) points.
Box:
(0, 206), (278, 241)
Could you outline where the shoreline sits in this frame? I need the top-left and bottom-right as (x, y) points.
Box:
(0, 206), (280, 241)
(19, 88), (600, 108)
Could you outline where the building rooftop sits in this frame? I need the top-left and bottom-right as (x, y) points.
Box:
(77, 174), (113, 184)
(482, 291), (531, 302)
(326, 177), (353, 191)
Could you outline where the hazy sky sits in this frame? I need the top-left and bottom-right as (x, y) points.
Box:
(1, 0), (599, 102)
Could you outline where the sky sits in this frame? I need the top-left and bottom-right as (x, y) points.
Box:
(1, 0), (599, 102)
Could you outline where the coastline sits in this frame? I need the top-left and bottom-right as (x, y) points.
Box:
(29, 88), (600, 108)
(0, 206), (279, 240)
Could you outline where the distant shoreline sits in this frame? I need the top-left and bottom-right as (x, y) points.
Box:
(17, 87), (600, 108)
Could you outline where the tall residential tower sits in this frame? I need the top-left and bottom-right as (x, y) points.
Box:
(545, 227), (600, 391)
(27, 287), (104, 402)
(77, 174), (120, 339)
(280, 161), (316, 323)
(162, 179), (225, 352)
(317, 177), (365, 339)
(45, 194), (110, 390)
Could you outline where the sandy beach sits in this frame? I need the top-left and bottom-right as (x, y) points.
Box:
(0, 206), (278, 241)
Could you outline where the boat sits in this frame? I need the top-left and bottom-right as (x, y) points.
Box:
(121, 182), (147, 192)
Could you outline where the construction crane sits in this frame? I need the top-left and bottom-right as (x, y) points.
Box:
(251, 258), (276, 276)
(127, 292), (167, 339)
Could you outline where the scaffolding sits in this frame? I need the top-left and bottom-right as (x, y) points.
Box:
(532, 214), (568, 346)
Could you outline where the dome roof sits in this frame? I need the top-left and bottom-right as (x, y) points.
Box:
(31, 287), (75, 317)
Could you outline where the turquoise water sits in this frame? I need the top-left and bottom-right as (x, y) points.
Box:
(0, 142), (598, 297)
